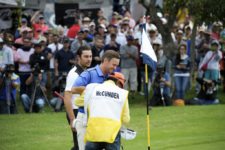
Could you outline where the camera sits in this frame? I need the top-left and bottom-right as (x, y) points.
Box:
(1, 64), (15, 78)
(32, 63), (43, 76)
(54, 72), (67, 92)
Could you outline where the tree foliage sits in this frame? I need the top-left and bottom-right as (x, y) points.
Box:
(164, 0), (225, 25)
(139, 0), (225, 57)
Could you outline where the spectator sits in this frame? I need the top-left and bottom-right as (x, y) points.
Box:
(71, 30), (89, 55)
(124, 10), (136, 29)
(196, 29), (213, 77)
(67, 19), (81, 40)
(33, 28), (45, 42)
(0, 38), (14, 72)
(17, 38), (34, 96)
(133, 36), (144, 95)
(110, 12), (121, 26)
(120, 35), (138, 97)
(191, 78), (220, 105)
(50, 72), (67, 112)
(29, 42), (49, 87)
(199, 40), (222, 81)
(148, 24), (161, 44)
(88, 22), (96, 36)
(54, 38), (75, 77)
(153, 39), (172, 74)
(220, 27), (225, 91)
(14, 18), (31, 39)
(104, 33), (120, 52)
(105, 24), (127, 46)
(47, 34), (63, 73)
(94, 9), (104, 27)
(21, 72), (46, 113)
(96, 24), (107, 40)
(91, 36), (104, 67)
(31, 11), (49, 39)
(174, 29), (186, 48)
(83, 28), (93, 44)
(120, 17), (131, 35)
(15, 28), (29, 45)
(0, 64), (20, 114)
(150, 65), (172, 106)
(173, 44), (191, 100)
(82, 17), (91, 29)
(211, 22), (220, 40)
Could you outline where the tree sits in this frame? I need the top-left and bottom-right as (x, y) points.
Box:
(139, 0), (225, 72)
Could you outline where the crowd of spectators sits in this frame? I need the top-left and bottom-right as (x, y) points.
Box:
(0, 8), (225, 114)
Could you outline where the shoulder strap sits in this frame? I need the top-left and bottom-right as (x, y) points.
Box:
(206, 52), (215, 64)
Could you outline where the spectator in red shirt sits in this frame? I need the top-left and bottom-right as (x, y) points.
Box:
(67, 19), (80, 40)
(31, 10), (49, 39)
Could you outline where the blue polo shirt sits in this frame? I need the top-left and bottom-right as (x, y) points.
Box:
(73, 65), (108, 87)
(73, 65), (108, 113)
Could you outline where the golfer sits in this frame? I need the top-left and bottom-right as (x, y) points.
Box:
(71, 50), (120, 150)
(83, 72), (130, 150)
(64, 46), (92, 150)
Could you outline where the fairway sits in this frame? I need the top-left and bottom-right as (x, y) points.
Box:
(0, 104), (225, 150)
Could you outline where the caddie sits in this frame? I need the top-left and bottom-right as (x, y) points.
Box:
(83, 72), (130, 150)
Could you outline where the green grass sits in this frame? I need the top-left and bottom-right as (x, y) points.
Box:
(123, 105), (225, 150)
(0, 86), (225, 150)
(0, 102), (225, 150)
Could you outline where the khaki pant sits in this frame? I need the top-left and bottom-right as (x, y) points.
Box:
(121, 68), (137, 91)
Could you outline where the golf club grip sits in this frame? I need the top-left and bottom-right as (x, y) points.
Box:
(54, 91), (64, 101)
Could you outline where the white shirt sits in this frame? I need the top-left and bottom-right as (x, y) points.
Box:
(199, 50), (222, 71)
(105, 32), (127, 46)
(48, 43), (63, 69)
(17, 48), (34, 72)
(65, 66), (79, 109)
(0, 45), (14, 69)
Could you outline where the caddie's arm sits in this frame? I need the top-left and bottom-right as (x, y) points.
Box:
(64, 91), (76, 131)
(122, 97), (130, 125)
(71, 86), (85, 94)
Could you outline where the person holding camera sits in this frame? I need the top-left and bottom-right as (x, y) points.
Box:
(19, 42), (48, 113)
(29, 42), (49, 87)
(149, 65), (172, 106)
(0, 37), (18, 114)
(20, 71), (45, 113)
(0, 38), (14, 75)
(0, 64), (20, 114)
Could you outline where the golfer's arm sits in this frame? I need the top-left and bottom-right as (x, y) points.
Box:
(71, 86), (85, 94)
(64, 91), (75, 122)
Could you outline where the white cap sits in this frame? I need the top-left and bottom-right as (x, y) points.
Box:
(99, 24), (107, 32)
(148, 24), (157, 31)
